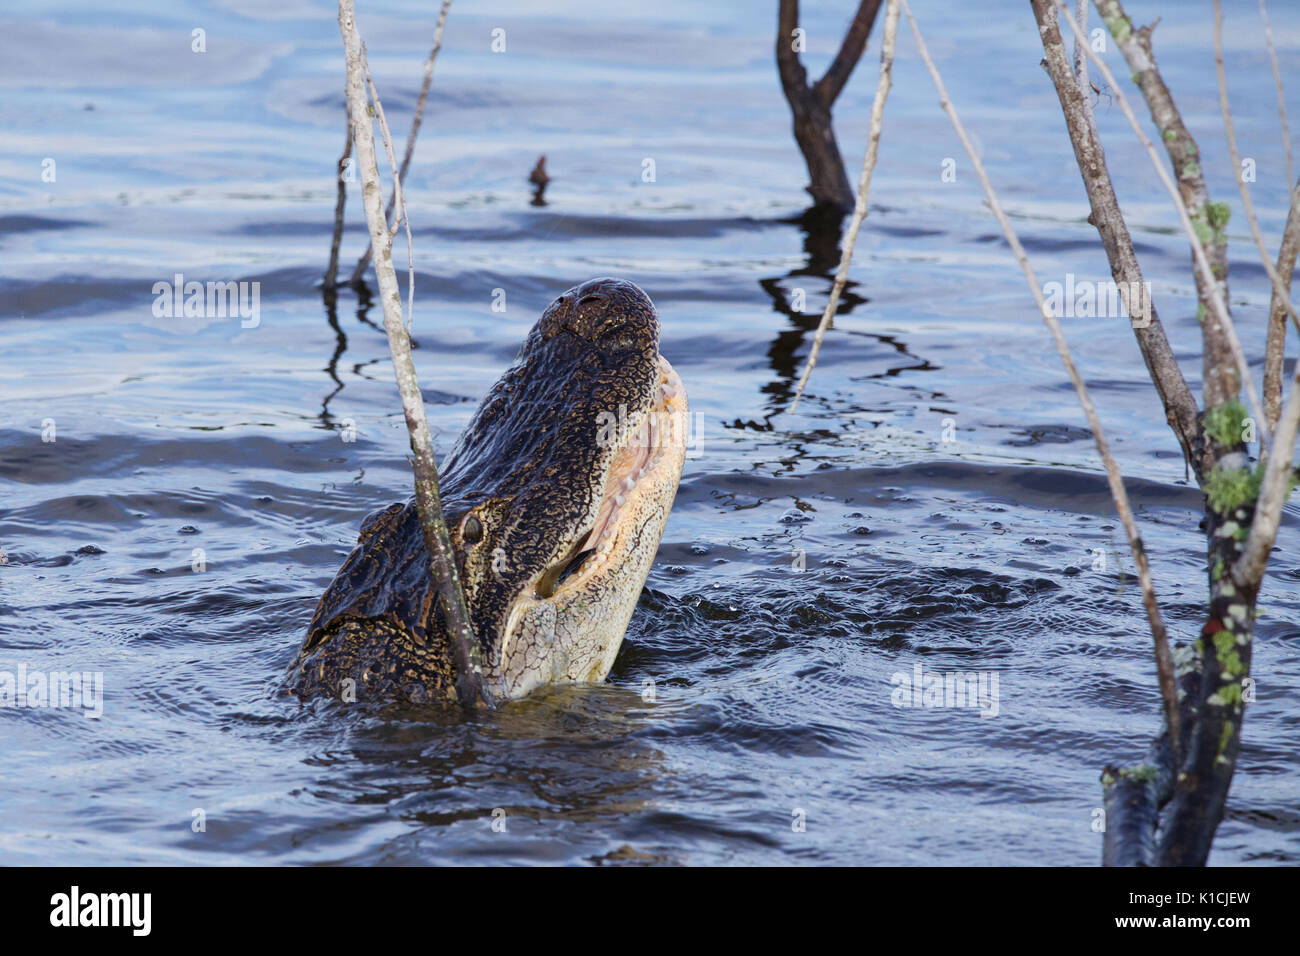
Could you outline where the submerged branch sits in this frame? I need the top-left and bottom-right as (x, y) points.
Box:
(324, 119), (353, 293)
(1101, 645), (1201, 865)
(790, 0), (899, 412)
(776, 0), (883, 210)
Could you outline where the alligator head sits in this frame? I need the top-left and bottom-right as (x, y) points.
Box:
(288, 278), (687, 704)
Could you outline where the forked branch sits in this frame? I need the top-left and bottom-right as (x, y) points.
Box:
(791, 0), (900, 412)
(777, 0), (884, 209)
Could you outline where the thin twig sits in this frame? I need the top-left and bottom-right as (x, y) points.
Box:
(324, 119), (353, 291)
(366, 60), (416, 329)
(338, 0), (489, 707)
(1071, 1), (1102, 162)
(1072, 0), (1092, 109)
(1062, 1), (1269, 451)
(1237, 346), (1300, 584)
(901, 0), (1181, 750)
(1213, 0), (1300, 442)
(1264, 183), (1300, 429)
(1258, 0), (1293, 189)
(1255, 0), (1300, 435)
(1213, 2), (1300, 334)
(349, 0), (451, 286)
(790, 0), (899, 412)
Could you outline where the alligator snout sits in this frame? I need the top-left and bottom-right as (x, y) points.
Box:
(538, 277), (657, 346)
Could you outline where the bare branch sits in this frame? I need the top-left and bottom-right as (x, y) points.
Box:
(1213, 2), (1300, 333)
(349, 0), (452, 286)
(901, 0), (1181, 751)
(1254, 0), (1299, 431)
(813, 0), (885, 107)
(324, 119), (353, 292)
(1258, 0), (1293, 189)
(1213, 0), (1300, 443)
(1265, 185), (1300, 428)
(1237, 352), (1300, 585)
(1069, 2), (1269, 452)
(338, 0), (489, 707)
(791, 0), (899, 412)
(366, 60), (416, 329)
(1031, 0), (1200, 470)
(776, 0), (882, 209)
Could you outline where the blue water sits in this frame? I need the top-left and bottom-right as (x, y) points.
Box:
(1, 0), (1297, 864)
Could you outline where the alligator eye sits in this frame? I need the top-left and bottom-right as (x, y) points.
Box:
(462, 515), (483, 544)
(579, 293), (604, 307)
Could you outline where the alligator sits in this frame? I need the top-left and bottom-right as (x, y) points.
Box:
(287, 278), (687, 704)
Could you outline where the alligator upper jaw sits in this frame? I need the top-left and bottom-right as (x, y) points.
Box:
(494, 354), (687, 697)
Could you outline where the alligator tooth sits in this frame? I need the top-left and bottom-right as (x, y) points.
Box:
(614, 494), (625, 506)
(621, 476), (636, 492)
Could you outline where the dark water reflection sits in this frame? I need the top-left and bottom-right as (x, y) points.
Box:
(1, 0), (1298, 864)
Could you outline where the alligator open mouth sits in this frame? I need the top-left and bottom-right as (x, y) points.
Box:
(536, 356), (686, 601)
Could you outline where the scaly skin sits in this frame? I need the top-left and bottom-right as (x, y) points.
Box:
(287, 278), (688, 704)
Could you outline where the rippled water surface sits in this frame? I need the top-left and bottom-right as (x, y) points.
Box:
(2, 0), (1299, 864)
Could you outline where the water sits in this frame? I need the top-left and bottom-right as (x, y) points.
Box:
(2, 0), (1298, 865)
